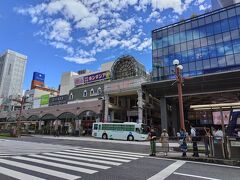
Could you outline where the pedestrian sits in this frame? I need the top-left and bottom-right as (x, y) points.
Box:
(148, 128), (157, 156)
(204, 127), (210, 157)
(190, 125), (199, 157)
(178, 129), (188, 157)
(160, 129), (169, 156)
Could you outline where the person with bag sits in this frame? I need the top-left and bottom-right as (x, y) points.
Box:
(148, 128), (157, 156)
(160, 129), (169, 156)
(191, 125), (199, 157)
(178, 129), (188, 157)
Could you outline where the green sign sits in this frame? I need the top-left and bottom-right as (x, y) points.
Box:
(40, 94), (49, 105)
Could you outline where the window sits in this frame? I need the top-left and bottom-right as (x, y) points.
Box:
(90, 89), (94, 96)
(226, 55), (235, 66)
(97, 87), (102, 95)
(70, 93), (73, 100)
(8, 64), (11, 75)
(83, 90), (87, 97)
(218, 57), (226, 67)
(94, 124), (98, 130)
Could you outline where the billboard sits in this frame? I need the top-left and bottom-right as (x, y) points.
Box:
(212, 111), (230, 125)
(40, 94), (49, 105)
(74, 71), (110, 86)
(49, 95), (69, 106)
(33, 72), (45, 83)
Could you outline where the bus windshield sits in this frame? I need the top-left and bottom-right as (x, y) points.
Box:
(141, 124), (149, 134)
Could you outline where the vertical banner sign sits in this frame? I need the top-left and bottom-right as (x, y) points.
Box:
(40, 94), (49, 105)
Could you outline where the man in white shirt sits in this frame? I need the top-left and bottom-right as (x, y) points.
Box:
(191, 125), (199, 157)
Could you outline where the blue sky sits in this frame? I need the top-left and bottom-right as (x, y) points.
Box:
(0, 0), (211, 90)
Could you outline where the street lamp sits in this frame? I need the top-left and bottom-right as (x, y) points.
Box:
(173, 59), (185, 130)
(12, 95), (29, 137)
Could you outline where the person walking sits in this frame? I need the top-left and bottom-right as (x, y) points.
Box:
(160, 129), (169, 156)
(204, 127), (210, 157)
(148, 128), (157, 156)
(191, 125), (199, 157)
(178, 129), (188, 157)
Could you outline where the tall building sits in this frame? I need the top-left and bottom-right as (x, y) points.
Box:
(212, 0), (240, 10)
(152, 3), (240, 81)
(0, 50), (27, 98)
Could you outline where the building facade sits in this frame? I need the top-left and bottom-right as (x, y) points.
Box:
(0, 50), (27, 98)
(152, 3), (240, 81)
(212, 0), (240, 10)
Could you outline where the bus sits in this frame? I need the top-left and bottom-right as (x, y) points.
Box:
(92, 122), (149, 141)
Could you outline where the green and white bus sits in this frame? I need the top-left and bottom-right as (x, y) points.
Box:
(92, 122), (149, 141)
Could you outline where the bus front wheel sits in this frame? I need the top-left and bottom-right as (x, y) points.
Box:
(127, 135), (134, 141)
(102, 133), (108, 139)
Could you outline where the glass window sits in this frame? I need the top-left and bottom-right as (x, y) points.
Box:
(83, 90), (87, 97)
(205, 15), (212, 24)
(194, 39), (201, 48)
(233, 39), (240, 53)
(216, 43), (225, 56)
(164, 57), (169, 66)
(227, 8), (236, 18)
(203, 59), (211, 69)
(226, 55), (235, 66)
(209, 45), (217, 58)
(173, 33), (180, 44)
(179, 32), (186, 42)
(182, 63), (189, 72)
(220, 11), (228, 20)
(221, 19), (230, 32)
(157, 49), (163, 56)
(229, 16), (238, 30)
(185, 22), (192, 30)
(175, 44), (181, 53)
(187, 40), (194, 50)
(180, 24), (185, 31)
(224, 41), (233, 55)
(202, 46), (209, 59)
(195, 48), (202, 60)
(168, 35), (174, 45)
(162, 37), (168, 47)
(164, 67), (170, 75)
(186, 30), (193, 41)
(215, 34), (223, 44)
(238, 16), (240, 28)
(210, 58), (218, 68)
(188, 50), (195, 62)
(193, 29), (200, 39)
(200, 38), (207, 47)
(157, 31), (162, 38)
(206, 24), (214, 36)
(169, 45), (174, 53)
(196, 60), (203, 70)
(223, 32), (231, 42)
(162, 29), (168, 36)
(234, 54), (240, 65)
(230, 29), (240, 40)
(207, 36), (215, 45)
(174, 52), (182, 61)
(236, 7), (240, 15)
(180, 42), (187, 51)
(199, 26), (206, 38)
(218, 57), (226, 67)
(182, 51), (189, 63)
(191, 20), (198, 28)
(173, 25), (179, 33)
(168, 28), (174, 35)
(152, 32), (157, 40)
(198, 18), (205, 26)
(213, 22), (222, 34)
(189, 62), (196, 71)
(163, 47), (169, 55)
(212, 13), (220, 22)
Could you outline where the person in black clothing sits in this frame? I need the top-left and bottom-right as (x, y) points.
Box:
(148, 128), (157, 156)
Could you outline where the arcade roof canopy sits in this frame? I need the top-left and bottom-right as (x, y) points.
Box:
(111, 55), (146, 80)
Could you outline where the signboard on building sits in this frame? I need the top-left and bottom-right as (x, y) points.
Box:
(74, 71), (110, 86)
(33, 72), (45, 83)
(49, 95), (69, 106)
(40, 94), (49, 105)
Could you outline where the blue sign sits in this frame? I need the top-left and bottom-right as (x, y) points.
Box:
(33, 72), (45, 83)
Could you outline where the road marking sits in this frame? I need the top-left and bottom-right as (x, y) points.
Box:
(58, 151), (131, 162)
(73, 148), (144, 158)
(0, 158), (80, 180)
(45, 152), (122, 166)
(173, 172), (222, 180)
(29, 154), (110, 169)
(0, 166), (46, 180)
(64, 149), (138, 160)
(12, 156), (97, 174)
(148, 160), (186, 180)
(82, 147), (148, 156)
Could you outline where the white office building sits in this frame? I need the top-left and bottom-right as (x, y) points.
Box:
(0, 50), (27, 98)
(212, 0), (240, 10)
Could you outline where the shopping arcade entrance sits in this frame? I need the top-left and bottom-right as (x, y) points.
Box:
(143, 70), (240, 135)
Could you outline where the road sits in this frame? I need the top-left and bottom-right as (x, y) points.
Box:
(0, 136), (239, 180)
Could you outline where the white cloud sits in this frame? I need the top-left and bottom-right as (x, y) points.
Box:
(15, 0), (200, 64)
(64, 56), (96, 64)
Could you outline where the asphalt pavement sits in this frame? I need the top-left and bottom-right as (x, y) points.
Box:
(0, 136), (239, 180)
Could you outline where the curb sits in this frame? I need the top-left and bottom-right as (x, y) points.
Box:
(156, 155), (240, 167)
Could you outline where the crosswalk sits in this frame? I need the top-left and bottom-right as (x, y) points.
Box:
(0, 147), (147, 180)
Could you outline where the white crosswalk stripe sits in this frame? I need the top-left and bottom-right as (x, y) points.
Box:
(0, 148), (146, 180)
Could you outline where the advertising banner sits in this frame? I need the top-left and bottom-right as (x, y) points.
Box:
(33, 72), (45, 83)
(40, 94), (49, 105)
(74, 71), (110, 86)
(74, 76), (84, 86)
(49, 95), (69, 106)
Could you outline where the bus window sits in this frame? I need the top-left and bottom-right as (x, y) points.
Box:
(136, 128), (140, 133)
(94, 124), (98, 130)
(99, 125), (102, 130)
